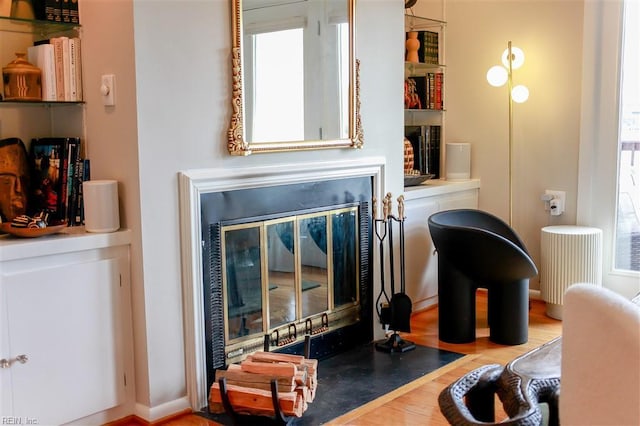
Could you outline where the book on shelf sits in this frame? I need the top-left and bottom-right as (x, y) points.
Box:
(434, 72), (443, 110)
(44, 0), (57, 21)
(404, 125), (441, 178)
(37, 37), (83, 102)
(69, 0), (79, 24)
(60, 37), (71, 101)
(29, 137), (85, 225)
(40, 0), (79, 23)
(64, 138), (79, 225)
(428, 125), (441, 179)
(405, 73), (443, 111)
(49, 37), (66, 100)
(75, 158), (90, 224)
(27, 44), (57, 101)
(73, 37), (83, 101)
(29, 138), (68, 223)
(428, 73), (435, 109)
(42, 0), (62, 22)
(422, 30), (439, 65)
(61, 0), (70, 23)
(68, 37), (82, 101)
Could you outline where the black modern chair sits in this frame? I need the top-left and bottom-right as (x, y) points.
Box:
(428, 209), (538, 345)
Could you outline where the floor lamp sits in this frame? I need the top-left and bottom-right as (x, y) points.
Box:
(487, 41), (529, 225)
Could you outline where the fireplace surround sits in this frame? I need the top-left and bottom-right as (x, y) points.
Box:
(178, 157), (385, 409)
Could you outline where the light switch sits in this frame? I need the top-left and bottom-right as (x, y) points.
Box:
(100, 74), (116, 106)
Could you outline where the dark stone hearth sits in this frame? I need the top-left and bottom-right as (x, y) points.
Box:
(200, 342), (465, 425)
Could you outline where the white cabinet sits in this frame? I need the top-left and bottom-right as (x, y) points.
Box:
(402, 181), (479, 312)
(0, 229), (134, 425)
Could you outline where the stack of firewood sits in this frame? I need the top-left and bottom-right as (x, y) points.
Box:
(209, 351), (318, 418)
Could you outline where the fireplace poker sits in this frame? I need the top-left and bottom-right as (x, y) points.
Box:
(390, 194), (413, 333)
(398, 195), (407, 298)
(385, 193), (396, 297)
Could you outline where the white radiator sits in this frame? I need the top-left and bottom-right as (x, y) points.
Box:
(541, 225), (603, 319)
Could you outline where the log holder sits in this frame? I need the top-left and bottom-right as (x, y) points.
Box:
(217, 335), (312, 425)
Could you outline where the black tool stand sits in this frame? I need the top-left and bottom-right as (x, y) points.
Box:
(375, 331), (416, 353)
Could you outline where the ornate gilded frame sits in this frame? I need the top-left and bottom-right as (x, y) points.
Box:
(228, 0), (363, 155)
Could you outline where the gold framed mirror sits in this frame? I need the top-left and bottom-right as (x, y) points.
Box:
(228, 0), (363, 155)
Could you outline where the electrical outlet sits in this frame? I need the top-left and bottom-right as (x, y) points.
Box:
(545, 190), (566, 216)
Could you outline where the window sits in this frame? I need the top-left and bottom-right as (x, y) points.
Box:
(251, 28), (305, 143)
(577, 0), (638, 294)
(615, 0), (640, 272)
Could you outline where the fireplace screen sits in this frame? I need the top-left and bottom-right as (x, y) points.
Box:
(222, 207), (359, 355)
(201, 175), (373, 381)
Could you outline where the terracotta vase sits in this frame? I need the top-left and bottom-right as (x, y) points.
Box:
(406, 31), (420, 63)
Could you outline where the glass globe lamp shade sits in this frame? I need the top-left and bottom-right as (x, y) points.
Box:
(502, 46), (525, 69)
(487, 65), (508, 87)
(511, 85), (529, 103)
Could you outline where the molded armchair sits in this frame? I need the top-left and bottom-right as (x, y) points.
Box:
(428, 209), (538, 345)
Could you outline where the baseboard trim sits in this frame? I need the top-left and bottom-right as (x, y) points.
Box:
(132, 397), (192, 424)
(412, 295), (437, 314)
(529, 289), (542, 301)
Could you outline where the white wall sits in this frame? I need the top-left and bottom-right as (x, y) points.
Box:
(445, 0), (584, 287)
(80, 0), (589, 419)
(80, 0), (148, 408)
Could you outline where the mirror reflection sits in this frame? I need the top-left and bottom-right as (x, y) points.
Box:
(299, 215), (329, 318)
(229, 0), (362, 154)
(224, 226), (263, 340)
(243, 0), (350, 143)
(332, 209), (358, 306)
(267, 220), (297, 328)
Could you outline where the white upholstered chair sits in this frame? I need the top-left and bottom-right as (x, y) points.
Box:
(560, 283), (640, 425)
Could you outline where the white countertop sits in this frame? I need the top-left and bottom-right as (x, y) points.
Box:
(0, 227), (132, 262)
(403, 178), (480, 201)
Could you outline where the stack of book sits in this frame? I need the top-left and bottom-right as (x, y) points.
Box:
(404, 73), (444, 110)
(29, 137), (90, 226)
(41, 0), (80, 24)
(27, 36), (83, 102)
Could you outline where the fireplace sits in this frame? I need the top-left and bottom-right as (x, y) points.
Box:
(178, 158), (385, 409)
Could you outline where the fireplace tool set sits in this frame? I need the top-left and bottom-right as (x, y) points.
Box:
(373, 193), (416, 353)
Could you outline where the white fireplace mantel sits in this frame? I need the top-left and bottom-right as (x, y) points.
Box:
(177, 157), (387, 410)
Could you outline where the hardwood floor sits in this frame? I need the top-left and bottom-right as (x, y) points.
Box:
(135, 291), (562, 425)
(328, 291), (562, 425)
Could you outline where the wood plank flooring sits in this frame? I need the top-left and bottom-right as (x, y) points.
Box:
(126, 291), (562, 425)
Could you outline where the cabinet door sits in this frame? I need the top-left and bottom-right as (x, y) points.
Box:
(403, 189), (479, 311)
(403, 198), (440, 309)
(1, 257), (126, 425)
